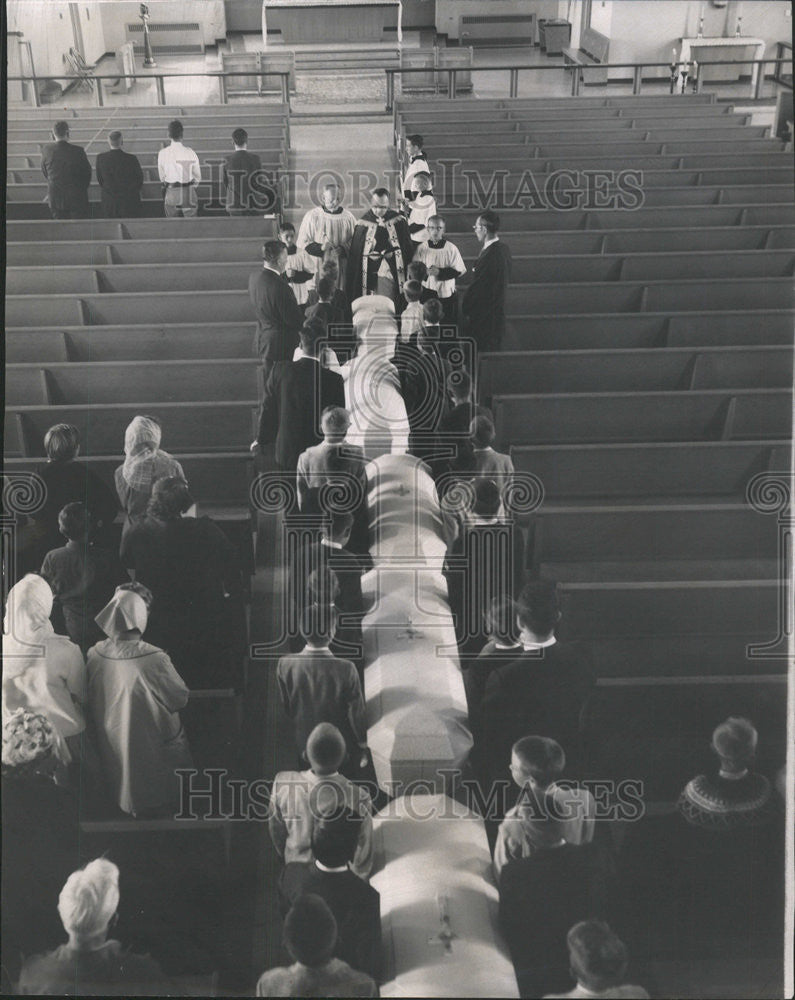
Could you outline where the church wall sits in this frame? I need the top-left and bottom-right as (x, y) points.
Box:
(99, 0), (227, 50)
(435, 0), (561, 43)
(6, 0), (80, 82)
(604, 0), (791, 80)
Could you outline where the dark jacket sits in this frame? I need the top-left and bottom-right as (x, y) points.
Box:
(481, 641), (594, 778)
(278, 862), (382, 981)
(95, 148), (144, 216)
(223, 149), (268, 212)
(462, 240), (512, 353)
(40, 140), (92, 216)
(257, 357), (345, 470)
(249, 267), (305, 365)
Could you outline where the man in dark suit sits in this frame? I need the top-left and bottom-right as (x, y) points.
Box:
(95, 131), (144, 218)
(481, 580), (594, 798)
(223, 127), (270, 216)
(461, 209), (512, 354)
(249, 239), (306, 379)
(254, 321), (345, 471)
(278, 811), (382, 982)
(40, 121), (92, 219)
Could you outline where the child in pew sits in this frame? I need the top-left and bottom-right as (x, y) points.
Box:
(269, 723), (373, 881)
(493, 736), (596, 879)
(279, 222), (315, 309)
(398, 279), (425, 345)
(40, 502), (127, 655)
(404, 171), (437, 246)
(412, 214), (466, 326)
(256, 894), (377, 998)
(276, 604), (369, 774)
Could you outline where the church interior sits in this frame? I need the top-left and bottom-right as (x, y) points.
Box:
(3, 0), (794, 997)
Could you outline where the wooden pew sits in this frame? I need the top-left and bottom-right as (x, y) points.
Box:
(412, 117), (756, 141)
(5, 323), (255, 363)
(399, 105), (735, 128)
(6, 402), (256, 457)
(431, 152), (791, 173)
(524, 503), (778, 581)
(5, 237), (266, 267)
(5, 359), (259, 407)
(510, 440), (789, 502)
(478, 347), (793, 402)
(500, 310), (795, 351)
(5, 216), (273, 242)
(493, 388), (792, 446)
(562, 25), (610, 85)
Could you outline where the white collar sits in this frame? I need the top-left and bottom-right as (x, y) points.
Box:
(314, 860), (349, 873)
(320, 538), (343, 549)
(263, 263), (282, 275)
(481, 236), (499, 251)
(472, 446), (493, 453)
(719, 768), (749, 780)
(296, 350), (320, 362)
(520, 634), (557, 651)
(495, 641), (522, 650)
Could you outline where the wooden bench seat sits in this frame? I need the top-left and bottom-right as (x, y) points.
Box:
(6, 401), (257, 457)
(478, 346), (793, 401)
(11, 134), (287, 156)
(524, 503), (778, 581)
(5, 453), (253, 506)
(562, 26), (610, 85)
(418, 117), (756, 142)
(511, 439), (788, 503)
(5, 216), (273, 242)
(5, 237), (266, 267)
(6, 359), (259, 407)
(6, 262), (262, 295)
(493, 388), (792, 446)
(400, 106), (735, 129)
(8, 124), (287, 146)
(5, 323), (256, 363)
(7, 103), (289, 121)
(430, 151), (791, 172)
(15, 149), (286, 172)
(8, 160), (284, 185)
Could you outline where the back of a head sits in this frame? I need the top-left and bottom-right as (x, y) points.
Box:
(58, 859), (120, 940)
(712, 716), (758, 768)
(413, 171), (432, 191)
(422, 297), (443, 325)
(317, 275), (335, 302)
(407, 260), (428, 283)
(53, 120), (70, 140)
(486, 595), (518, 645)
(148, 476), (193, 521)
(301, 596), (337, 645)
(470, 414), (496, 449)
(108, 130), (123, 148)
(517, 579), (560, 638)
(479, 209), (500, 235)
(472, 477), (501, 518)
(232, 127), (248, 146)
(311, 808), (363, 868)
(321, 405), (350, 439)
(567, 920), (629, 993)
(300, 319), (324, 356)
(263, 238), (286, 267)
(58, 502), (91, 543)
(406, 132), (424, 149)
(448, 369), (471, 402)
(168, 119), (184, 141)
(44, 423), (80, 463)
(283, 894), (338, 967)
(305, 722), (346, 774)
(404, 279), (422, 303)
(513, 735), (566, 786)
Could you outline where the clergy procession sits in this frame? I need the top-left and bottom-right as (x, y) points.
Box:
(3, 0), (794, 996)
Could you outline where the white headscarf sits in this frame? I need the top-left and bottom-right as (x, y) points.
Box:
(3, 574), (55, 648)
(58, 859), (120, 939)
(95, 587), (149, 639)
(121, 415), (175, 490)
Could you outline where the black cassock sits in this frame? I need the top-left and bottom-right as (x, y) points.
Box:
(346, 209), (413, 311)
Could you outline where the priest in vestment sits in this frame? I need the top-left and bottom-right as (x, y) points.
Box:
(296, 182), (357, 282)
(346, 189), (413, 312)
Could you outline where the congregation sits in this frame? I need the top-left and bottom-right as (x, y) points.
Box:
(3, 104), (789, 1000)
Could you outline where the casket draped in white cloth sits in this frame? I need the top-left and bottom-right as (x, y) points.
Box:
(363, 455), (472, 793)
(371, 793), (519, 998)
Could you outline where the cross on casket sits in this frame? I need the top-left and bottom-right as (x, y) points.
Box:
(427, 893), (457, 954)
(391, 484), (412, 497)
(395, 615), (422, 640)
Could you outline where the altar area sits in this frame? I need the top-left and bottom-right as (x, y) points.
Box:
(262, 0), (401, 45)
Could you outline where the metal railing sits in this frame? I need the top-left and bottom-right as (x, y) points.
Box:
(386, 54), (794, 114)
(7, 68), (294, 110)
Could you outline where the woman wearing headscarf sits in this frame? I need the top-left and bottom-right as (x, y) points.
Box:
(87, 584), (192, 817)
(2, 574), (87, 769)
(114, 416), (185, 542)
(120, 477), (244, 689)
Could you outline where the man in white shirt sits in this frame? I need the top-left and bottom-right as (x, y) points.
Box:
(544, 920), (649, 999)
(157, 120), (201, 218)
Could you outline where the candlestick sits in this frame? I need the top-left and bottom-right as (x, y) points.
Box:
(697, 16), (704, 38)
(735, 16), (742, 36)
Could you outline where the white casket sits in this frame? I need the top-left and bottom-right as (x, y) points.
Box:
(371, 793), (519, 998)
(364, 455), (472, 793)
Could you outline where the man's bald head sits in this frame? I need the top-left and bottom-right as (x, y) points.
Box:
(108, 131), (123, 148)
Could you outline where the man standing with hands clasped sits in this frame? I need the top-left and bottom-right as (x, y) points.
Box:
(297, 182), (357, 285)
(462, 209), (512, 354)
